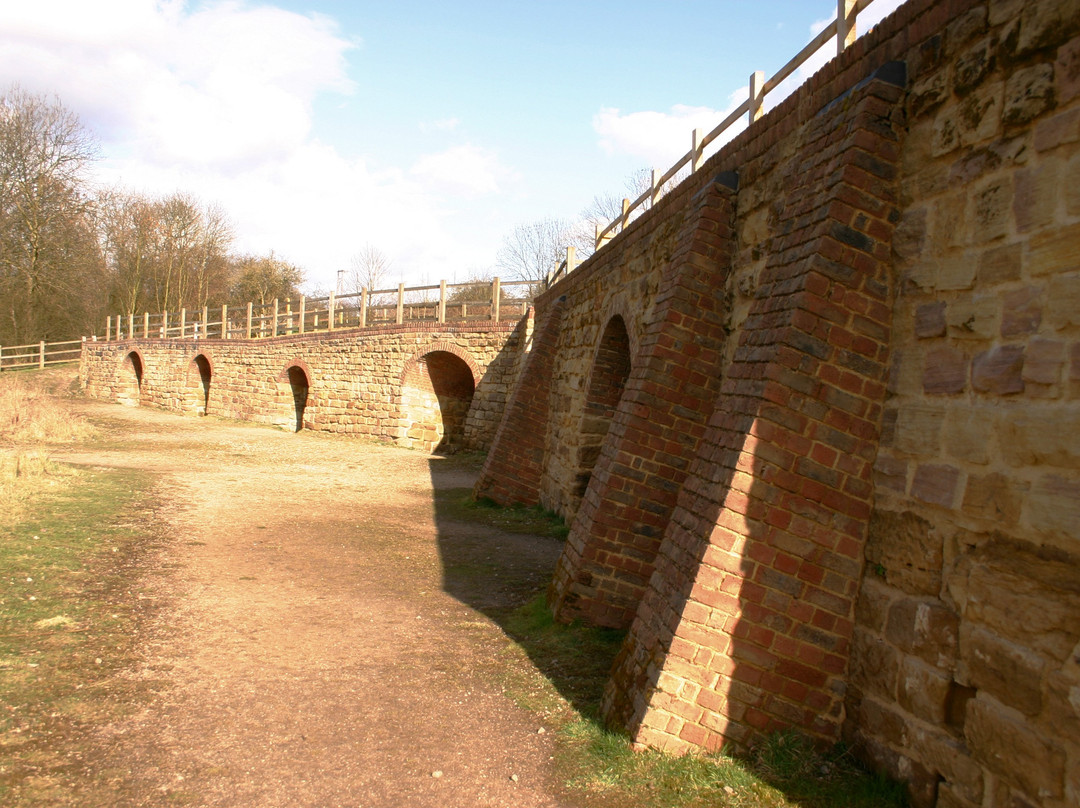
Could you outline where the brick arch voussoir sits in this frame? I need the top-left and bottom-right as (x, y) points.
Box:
(597, 298), (641, 366)
(277, 357), (313, 385)
(396, 340), (482, 391)
(189, 349), (214, 376)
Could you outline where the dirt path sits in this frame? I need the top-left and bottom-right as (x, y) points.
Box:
(58, 399), (572, 807)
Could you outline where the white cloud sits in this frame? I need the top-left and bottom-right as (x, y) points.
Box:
(410, 144), (514, 196)
(0, 0), (504, 290)
(592, 0), (909, 168)
(421, 117), (461, 133)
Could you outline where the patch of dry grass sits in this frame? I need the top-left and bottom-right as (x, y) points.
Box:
(0, 369), (95, 519)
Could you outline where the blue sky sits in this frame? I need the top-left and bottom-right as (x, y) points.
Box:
(1, 0), (905, 292)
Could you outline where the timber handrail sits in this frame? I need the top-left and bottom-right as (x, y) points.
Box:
(100, 276), (542, 343)
(0, 338), (84, 370)
(593, 0), (875, 251)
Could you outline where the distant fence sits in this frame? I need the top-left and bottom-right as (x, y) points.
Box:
(103, 277), (542, 342)
(589, 0), (880, 255)
(0, 339), (84, 370)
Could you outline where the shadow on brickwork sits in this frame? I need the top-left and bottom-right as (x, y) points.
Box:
(427, 456), (625, 718)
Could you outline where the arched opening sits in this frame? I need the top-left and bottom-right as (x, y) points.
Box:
(287, 365), (309, 432)
(187, 354), (212, 416)
(118, 351), (144, 407)
(401, 350), (476, 453)
(575, 315), (632, 498)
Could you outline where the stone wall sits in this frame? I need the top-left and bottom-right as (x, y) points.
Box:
(80, 319), (527, 452)
(477, 1), (1080, 806)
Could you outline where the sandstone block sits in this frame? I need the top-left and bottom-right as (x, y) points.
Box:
(961, 625), (1045, 715)
(897, 655), (951, 724)
(1000, 408), (1080, 468)
(958, 81), (1003, 146)
(894, 404), (946, 456)
(1029, 223), (1080, 277)
(1022, 337), (1065, 384)
(1057, 34), (1080, 104)
(1014, 0), (1080, 58)
(1001, 285), (1044, 338)
(1034, 105), (1080, 153)
(922, 346), (968, 395)
(911, 463), (962, 509)
(947, 295), (999, 340)
(866, 509), (943, 597)
(961, 544), (1080, 661)
(885, 597), (959, 668)
(1047, 272), (1080, 329)
(972, 176), (1013, 242)
(872, 453), (907, 493)
(932, 108), (960, 156)
(914, 301), (946, 338)
(909, 71), (949, 119)
(1004, 63), (1056, 128)
(1027, 472), (1080, 543)
(944, 407), (993, 465)
(966, 696), (1065, 800)
(937, 253), (978, 290)
(850, 626), (899, 699)
(906, 725), (985, 805)
(972, 344), (1025, 394)
(977, 242), (1023, 284)
(954, 37), (993, 96)
(961, 472), (1028, 526)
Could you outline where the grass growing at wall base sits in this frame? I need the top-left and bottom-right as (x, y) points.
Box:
(0, 465), (164, 806)
(499, 594), (909, 808)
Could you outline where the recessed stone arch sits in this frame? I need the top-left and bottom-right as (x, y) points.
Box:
(275, 359), (312, 432)
(574, 314), (633, 498)
(118, 350), (145, 407)
(398, 342), (480, 453)
(185, 352), (213, 416)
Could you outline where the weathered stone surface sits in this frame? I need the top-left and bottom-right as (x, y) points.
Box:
(1004, 64), (1057, 127)
(958, 81), (1003, 146)
(972, 345), (1025, 394)
(923, 345), (967, 394)
(1000, 408), (1080, 468)
(911, 463), (962, 509)
(1047, 271), (1080, 328)
(966, 696), (1065, 800)
(947, 295), (999, 340)
(894, 404), (946, 456)
(938, 253), (978, 290)
(961, 472), (1028, 525)
(1001, 286), (1043, 338)
(972, 176), (1013, 242)
(914, 301), (946, 338)
(1057, 34), (1080, 104)
(1014, 0), (1080, 58)
(885, 597), (959, 668)
(961, 625), (1045, 715)
(897, 656), (951, 724)
(1027, 472), (1080, 542)
(977, 241), (1022, 284)
(1022, 337), (1065, 384)
(1029, 223), (1080, 277)
(865, 509), (943, 596)
(907, 725), (985, 804)
(944, 407), (993, 465)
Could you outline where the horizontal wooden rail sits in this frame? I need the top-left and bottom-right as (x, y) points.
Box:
(101, 276), (543, 343)
(0, 338), (85, 370)
(594, 0), (874, 250)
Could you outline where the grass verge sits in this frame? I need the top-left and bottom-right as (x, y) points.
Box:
(0, 465), (164, 807)
(498, 594), (908, 808)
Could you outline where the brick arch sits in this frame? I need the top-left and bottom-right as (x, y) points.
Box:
(598, 298), (641, 365)
(117, 349), (146, 407)
(275, 358), (313, 432)
(184, 351), (213, 416)
(397, 342), (480, 452)
(573, 314), (633, 499)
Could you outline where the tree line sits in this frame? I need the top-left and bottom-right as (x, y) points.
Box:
(0, 86), (303, 347)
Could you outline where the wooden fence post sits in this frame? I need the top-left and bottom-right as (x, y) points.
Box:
(162, 311), (168, 338)
(129, 313), (135, 340)
(837, 0), (856, 55)
(492, 277), (501, 322)
(39, 341), (45, 369)
(299, 296), (306, 334)
(566, 245), (576, 274)
(106, 315), (112, 341)
(621, 197), (631, 229)
(749, 70), (765, 124)
(273, 298), (280, 337)
(651, 168), (661, 205)
(221, 304), (228, 339)
(692, 127), (704, 172)
(439, 280), (447, 323)
(246, 302), (252, 339)
(360, 289), (368, 328)
(286, 299), (293, 333)
(328, 292), (336, 331)
(396, 284), (404, 325)
(144, 311), (149, 338)
(180, 308), (187, 338)
(202, 305), (208, 336)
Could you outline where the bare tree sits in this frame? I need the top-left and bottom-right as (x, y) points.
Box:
(0, 85), (104, 342)
(346, 244), (392, 294)
(495, 217), (574, 283)
(229, 251), (304, 306)
(575, 167), (688, 259)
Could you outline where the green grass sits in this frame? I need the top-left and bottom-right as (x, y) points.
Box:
(496, 594), (909, 808)
(0, 465), (164, 806)
(460, 495), (571, 539)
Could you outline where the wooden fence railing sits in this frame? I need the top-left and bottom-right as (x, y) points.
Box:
(102, 277), (542, 342)
(593, 0), (878, 251)
(0, 339), (84, 370)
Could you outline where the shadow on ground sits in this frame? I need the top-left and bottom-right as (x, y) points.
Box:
(428, 456), (625, 720)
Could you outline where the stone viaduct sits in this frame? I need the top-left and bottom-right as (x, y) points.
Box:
(80, 1), (1079, 806)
